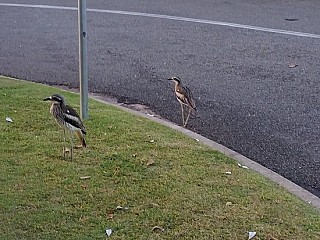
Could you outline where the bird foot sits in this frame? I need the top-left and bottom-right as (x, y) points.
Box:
(74, 145), (84, 149)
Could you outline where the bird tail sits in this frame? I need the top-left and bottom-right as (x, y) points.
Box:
(192, 106), (198, 117)
(76, 130), (86, 147)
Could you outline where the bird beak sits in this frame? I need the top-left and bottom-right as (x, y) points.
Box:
(167, 78), (173, 81)
(43, 97), (51, 101)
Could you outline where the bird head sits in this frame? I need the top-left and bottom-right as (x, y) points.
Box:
(43, 94), (65, 104)
(167, 76), (181, 84)
(168, 77), (181, 84)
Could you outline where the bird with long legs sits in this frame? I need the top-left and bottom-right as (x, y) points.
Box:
(168, 77), (196, 127)
(43, 94), (86, 160)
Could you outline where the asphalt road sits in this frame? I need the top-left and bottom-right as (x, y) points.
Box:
(1, 0), (320, 197)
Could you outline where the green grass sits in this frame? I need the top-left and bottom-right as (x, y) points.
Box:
(0, 76), (319, 239)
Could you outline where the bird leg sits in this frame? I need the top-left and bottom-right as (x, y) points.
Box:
(69, 130), (74, 161)
(184, 107), (192, 127)
(180, 102), (185, 126)
(63, 129), (66, 159)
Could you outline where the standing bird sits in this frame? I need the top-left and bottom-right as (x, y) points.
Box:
(43, 94), (86, 160)
(168, 76), (196, 127)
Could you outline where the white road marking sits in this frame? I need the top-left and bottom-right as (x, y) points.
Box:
(1, 3), (320, 39)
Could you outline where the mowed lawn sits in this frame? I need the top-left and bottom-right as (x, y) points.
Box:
(0, 77), (319, 239)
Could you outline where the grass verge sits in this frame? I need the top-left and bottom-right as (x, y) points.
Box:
(0, 76), (319, 239)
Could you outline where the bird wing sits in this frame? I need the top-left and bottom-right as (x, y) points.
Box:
(183, 86), (196, 110)
(64, 105), (87, 134)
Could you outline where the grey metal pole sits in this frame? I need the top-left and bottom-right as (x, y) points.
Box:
(78, 0), (89, 119)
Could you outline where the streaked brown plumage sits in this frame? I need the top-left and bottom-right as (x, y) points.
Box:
(168, 77), (196, 127)
(44, 94), (86, 160)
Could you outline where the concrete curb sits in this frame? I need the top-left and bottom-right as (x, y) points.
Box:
(90, 94), (320, 211)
